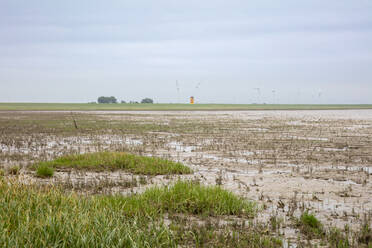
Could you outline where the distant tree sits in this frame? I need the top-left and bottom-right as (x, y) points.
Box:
(141, 98), (154, 104)
(97, 96), (117, 104)
(121, 100), (126, 104)
(109, 96), (117, 104)
(97, 97), (107, 104)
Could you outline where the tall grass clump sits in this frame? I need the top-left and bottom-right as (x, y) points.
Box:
(33, 151), (192, 175)
(0, 179), (173, 247)
(0, 180), (260, 247)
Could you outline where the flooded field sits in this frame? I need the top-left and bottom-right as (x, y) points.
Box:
(1, 109), (372, 247)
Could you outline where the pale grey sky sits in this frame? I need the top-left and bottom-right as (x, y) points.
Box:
(0, 0), (371, 104)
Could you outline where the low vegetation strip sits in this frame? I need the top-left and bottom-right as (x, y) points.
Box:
(0, 180), (263, 248)
(1, 102), (372, 111)
(34, 152), (192, 175)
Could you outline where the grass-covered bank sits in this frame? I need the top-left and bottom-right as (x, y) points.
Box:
(34, 152), (192, 175)
(1, 102), (372, 111)
(0, 180), (280, 248)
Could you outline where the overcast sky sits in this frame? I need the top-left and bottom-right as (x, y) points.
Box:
(0, 0), (371, 104)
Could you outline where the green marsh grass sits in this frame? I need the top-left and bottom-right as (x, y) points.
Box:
(297, 212), (324, 238)
(33, 152), (192, 175)
(0, 179), (264, 247)
(36, 164), (54, 178)
(130, 180), (256, 217)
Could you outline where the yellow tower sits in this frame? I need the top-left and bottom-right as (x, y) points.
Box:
(190, 96), (195, 104)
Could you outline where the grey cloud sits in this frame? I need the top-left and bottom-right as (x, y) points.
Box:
(0, 0), (371, 103)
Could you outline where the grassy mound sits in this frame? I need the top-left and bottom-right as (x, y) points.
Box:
(34, 152), (192, 175)
(125, 181), (256, 218)
(0, 180), (277, 248)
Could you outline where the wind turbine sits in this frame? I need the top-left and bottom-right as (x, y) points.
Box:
(253, 88), (261, 104)
(175, 80), (180, 103)
(195, 82), (201, 92)
(193, 82), (202, 103)
(272, 90), (276, 104)
(318, 91), (323, 104)
(297, 89), (302, 104)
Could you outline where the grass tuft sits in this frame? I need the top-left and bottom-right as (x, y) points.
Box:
(33, 151), (192, 175)
(298, 212), (324, 238)
(36, 164), (54, 178)
(301, 212), (321, 229)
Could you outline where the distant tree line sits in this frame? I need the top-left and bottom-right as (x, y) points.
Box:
(141, 98), (153, 104)
(97, 96), (117, 104)
(97, 96), (153, 104)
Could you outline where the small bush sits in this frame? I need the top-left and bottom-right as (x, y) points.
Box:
(141, 98), (154, 104)
(36, 164), (54, 178)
